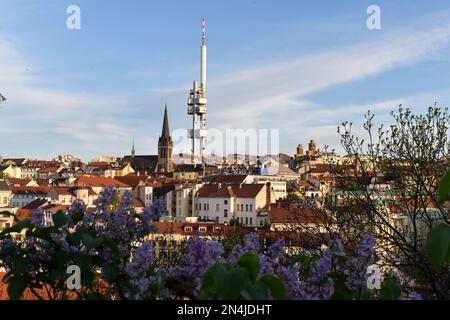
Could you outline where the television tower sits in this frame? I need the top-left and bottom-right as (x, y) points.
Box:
(187, 18), (207, 165)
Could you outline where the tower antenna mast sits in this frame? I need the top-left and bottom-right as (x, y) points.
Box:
(187, 18), (208, 166)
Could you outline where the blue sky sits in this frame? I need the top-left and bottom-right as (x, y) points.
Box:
(2, 0), (450, 161)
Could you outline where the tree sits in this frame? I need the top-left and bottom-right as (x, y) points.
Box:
(332, 104), (450, 299)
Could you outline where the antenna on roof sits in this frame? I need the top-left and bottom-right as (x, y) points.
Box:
(0, 93), (6, 102)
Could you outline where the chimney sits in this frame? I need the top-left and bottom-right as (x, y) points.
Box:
(266, 182), (271, 205)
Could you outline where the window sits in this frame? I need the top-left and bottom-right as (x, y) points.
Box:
(241, 204), (244, 211)
(224, 199), (228, 205)
(246, 204), (249, 212)
(224, 209), (228, 218)
(249, 217), (253, 225)
(203, 203), (207, 211)
(216, 204), (219, 211)
(215, 216), (219, 222)
(184, 226), (193, 232)
(198, 226), (207, 232)
(249, 204), (253, 211)
(245, 217), (248, 225)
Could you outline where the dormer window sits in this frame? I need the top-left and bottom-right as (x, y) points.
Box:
(184, 226), (193, 232)
(198, 226), (207, 232)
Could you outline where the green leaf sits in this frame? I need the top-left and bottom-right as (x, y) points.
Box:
(102, 239), (120, 258)
(380, 281), (401, 300)
(438, 170), (450, 205)
(11, 255), (28, 273)
(52, 210), (68, 228)
(101, 262), (119, 282)
(200, 263), (250, 300)
(7, 274), (30, 300)
(425, 223), (450, 270)
(214, 266), (249, 299)
(258, 275), (287, 300)
(237, 253), (260, 283)
(330, 273), (353, 300)
(70, 210), (85, 224)
(81, 233), (103, 250)
(241, 282), (269, 300)
(199, 264), (218, 299)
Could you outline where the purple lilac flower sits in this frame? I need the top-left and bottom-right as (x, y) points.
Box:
(310, 254), (332, 282)
(298, 277), (334, 300)
(243, 232), (260, 254)
(328, 238), (345, 257)
(267, 238), (285, 260)
(94, 187), (116, 212)
(31, 208), (45, 227)
(68, 199), (87, 216)
(402, 292), (422, 300)
(227, 244), (244, 265)
(184, 236), (224, 297)
(119, 191), (135, 211)
(345, 233), (376, 291)
(125, 241), (155, 279)
(258, 254), (274, 276)
(277, 264), (303, 299)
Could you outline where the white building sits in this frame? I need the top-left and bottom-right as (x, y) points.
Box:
(10, 186), (50, 208)
(195, 183), (268, 227)
(0, 180), (12, 208)
(166, 183), (203, 219)
(47, 186), (98, 207)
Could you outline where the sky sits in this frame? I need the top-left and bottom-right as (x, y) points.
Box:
(2, 0), (450, 161)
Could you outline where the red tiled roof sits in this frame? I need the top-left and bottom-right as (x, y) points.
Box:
(49, 186), (96, 196)
(269, 206), (336, 225)
(37, 166), (61, 173)
(34, 179), (51, 186)
(87, 162), (111, 170)
(10, 186), (51, 194)
(6, 178), (34, 186)
(197, 183), (265, 198)
(114, 175), (149, 188)
(211, 175), (248, 184)
(74, 175), (129, 188)
(133, 198), (145, 207)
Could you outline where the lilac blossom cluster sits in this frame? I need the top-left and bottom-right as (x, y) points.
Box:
(1, 187), (420, 300)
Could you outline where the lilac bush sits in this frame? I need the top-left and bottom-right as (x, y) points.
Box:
(0, 187), (420, 300)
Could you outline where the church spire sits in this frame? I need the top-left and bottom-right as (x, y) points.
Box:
(161, 104), (170, 138)
(157, 104), (174, 173)
(131, 139), (135, 157)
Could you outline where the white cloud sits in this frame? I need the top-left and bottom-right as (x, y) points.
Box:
(1, 21), (450, 159)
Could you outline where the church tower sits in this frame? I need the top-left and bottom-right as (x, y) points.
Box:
(157, 105), (174, 173)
